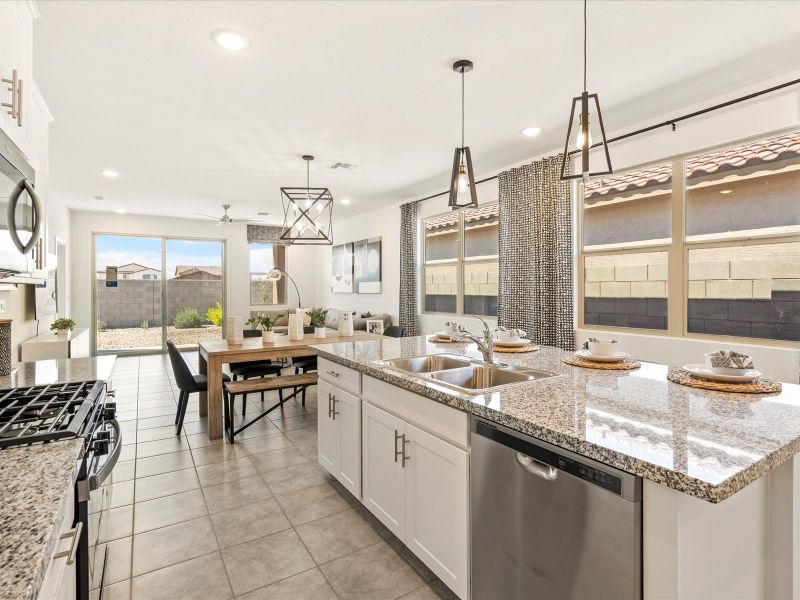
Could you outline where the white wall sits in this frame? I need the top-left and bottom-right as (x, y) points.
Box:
(69, 210), (316, 342)
(315, 69), (800, 378)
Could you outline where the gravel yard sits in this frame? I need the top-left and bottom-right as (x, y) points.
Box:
(97, 325), (222, 350)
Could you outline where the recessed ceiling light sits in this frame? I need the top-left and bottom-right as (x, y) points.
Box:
(521, 126), (542, 137)
(212, 30), (250, 51)
(116, 209), (127, 214)
(101, 169), (118, 178)
(720, 189), (733, 194)
(341, 198), (352, 205)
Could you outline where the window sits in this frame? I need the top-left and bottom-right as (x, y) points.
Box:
(249, 243), (286, 306)
(580, 129), (800, 343)
(423, 204), (499, 316)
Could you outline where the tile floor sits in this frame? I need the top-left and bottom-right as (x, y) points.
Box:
(89, 352), (457, 600)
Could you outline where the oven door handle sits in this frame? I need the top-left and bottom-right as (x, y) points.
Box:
(89, 418), (121, 491)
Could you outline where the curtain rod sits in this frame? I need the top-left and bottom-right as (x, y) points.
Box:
(408, 77), (800, 205)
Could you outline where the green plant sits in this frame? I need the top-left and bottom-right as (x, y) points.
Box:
(247, 314), (277, 331)
(141, 320), (149, 330)
(51, 317), (76, 332)
(308, 307), (329, 328)
(96, 319), (107, 332)
(205, 301), (223, 326)
(173, 307), (203, 329)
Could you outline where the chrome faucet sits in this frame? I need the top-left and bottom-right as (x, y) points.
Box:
(451, 315), (495, 364)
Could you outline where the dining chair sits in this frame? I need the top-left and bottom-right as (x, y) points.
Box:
(167, 340), (230, 435)
(230, 330), (285, 416)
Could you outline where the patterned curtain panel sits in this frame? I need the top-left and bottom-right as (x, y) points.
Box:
(246, 225), (285, 244)
(399, 201), (421, 336)
(498, 154), (575, 350)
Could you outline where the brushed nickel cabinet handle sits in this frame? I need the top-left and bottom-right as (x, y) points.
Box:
(331, 395), (339, 420)
(326, 370), (340, 378)
(394, 429), (403, 463)
(54, 521), (83, 565)
(402, 437), (410, 468)
(1, 69), (22, 125)
(16, 77), (22, 126)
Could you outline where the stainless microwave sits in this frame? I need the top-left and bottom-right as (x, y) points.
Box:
(0, 127), (44, 283)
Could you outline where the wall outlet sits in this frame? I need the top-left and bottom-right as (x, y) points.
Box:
(0, 299), (6, 313)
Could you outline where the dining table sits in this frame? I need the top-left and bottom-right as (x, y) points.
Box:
(198, 330), (385, 440)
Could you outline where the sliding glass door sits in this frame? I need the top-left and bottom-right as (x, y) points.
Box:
(93, 234), (225, 354)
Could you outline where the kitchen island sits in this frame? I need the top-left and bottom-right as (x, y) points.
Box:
(0, 356), (116, 600)
(312, 336), (800, 599)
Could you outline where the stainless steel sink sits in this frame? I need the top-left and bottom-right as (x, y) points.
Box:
(428, 365), (556, 392)
(374, 353), (558, 393)
(379, 354), (473, 374)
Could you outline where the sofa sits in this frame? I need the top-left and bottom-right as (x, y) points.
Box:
(252, 308), (392, 334)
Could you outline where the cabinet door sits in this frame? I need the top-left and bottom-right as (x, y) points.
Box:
(317, 379), (338, 475)
(333, 386), (361, 498)
(405, 422), (469, 600)
(0, 0), (32, 147)
(362, 401), (406, 538)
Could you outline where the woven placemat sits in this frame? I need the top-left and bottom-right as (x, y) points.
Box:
(667, 368), (782, 394)
(427, 336), (467, 344)
(562, 355), (641, 370)
(494, 344), (540, 354)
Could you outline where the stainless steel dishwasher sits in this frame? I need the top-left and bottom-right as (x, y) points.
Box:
(470, 417), (642, 600)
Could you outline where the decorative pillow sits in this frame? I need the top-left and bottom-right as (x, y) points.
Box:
(361, 311), (372, 318)
(324, 310), (338, 329)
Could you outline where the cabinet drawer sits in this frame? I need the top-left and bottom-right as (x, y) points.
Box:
(363, 376), (468, 449)
(318, 357), (361, 395)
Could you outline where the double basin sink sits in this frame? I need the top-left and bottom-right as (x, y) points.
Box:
(374, 353), (558, 394)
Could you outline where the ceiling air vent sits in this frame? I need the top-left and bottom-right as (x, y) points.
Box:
(328, 162), (357, 170)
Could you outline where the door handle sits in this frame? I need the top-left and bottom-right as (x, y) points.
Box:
(54, 521), (83, 565)
(327, 392), (333, 418)
(331, 395), (338, 420)
(394, 429), (403, 463)
(516, 452), (558, 481)
(401, 437), (410, 468)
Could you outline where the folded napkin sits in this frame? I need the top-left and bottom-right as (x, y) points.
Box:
(707, 350), (754, 369)
(497, 326), (527, 338)
(581, 337), (617, 350)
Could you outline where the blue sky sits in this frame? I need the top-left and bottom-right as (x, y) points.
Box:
(96, 236), (223, 278)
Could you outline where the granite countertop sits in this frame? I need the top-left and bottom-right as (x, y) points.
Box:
(0, 355), (117, 600)
(311, 336), (800, 503)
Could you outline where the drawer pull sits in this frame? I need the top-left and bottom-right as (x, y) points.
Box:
(326, 370), (340, 378)
(394, 430), (404, 463)
(54, 521), (83, 565)
(331, 395), (339, 420)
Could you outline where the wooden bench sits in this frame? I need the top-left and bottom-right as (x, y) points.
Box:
(223, 372), (318, 443)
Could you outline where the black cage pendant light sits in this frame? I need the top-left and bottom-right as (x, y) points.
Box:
(279, 155), (334, 245)
(448, 59), (478, 209)
(560, 0), (612, 182)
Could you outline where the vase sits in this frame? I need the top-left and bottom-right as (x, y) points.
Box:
(314, 327), (326, 339)
(56, 329), (68, 336)
(226, 316), (244, 345)
(262, 330), (275, 343)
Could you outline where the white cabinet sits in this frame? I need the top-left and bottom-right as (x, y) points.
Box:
(39, 491), (78, 600)
(362, 401), (407, 539)
(317, 378), (362, 498)
(21, 328), (90, 362)
(362, 387), (469, 599)
(0, 0), (35, 151)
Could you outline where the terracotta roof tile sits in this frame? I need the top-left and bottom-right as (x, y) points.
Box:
(425, 204), (499, 230)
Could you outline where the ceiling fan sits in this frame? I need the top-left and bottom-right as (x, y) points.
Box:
(195, 204), (267, 226)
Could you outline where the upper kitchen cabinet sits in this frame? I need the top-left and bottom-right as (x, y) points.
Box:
(0, 0), (37, 153)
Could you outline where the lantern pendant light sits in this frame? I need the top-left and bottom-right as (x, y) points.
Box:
(560, 0), (612, 182)
(279, 155), (334, 245)
(448, 59), (478, 209)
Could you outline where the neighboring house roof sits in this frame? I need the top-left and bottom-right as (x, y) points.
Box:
(425, 203), (499, 231)
(97, 262), (160, 274)
(173, 265), (222, 278)
(585, 130), (800, 201)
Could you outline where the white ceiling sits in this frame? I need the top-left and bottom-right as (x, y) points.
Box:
(33, 0), (800, 222)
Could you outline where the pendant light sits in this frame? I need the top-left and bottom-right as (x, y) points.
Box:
(560, 0), (612, 182)
(448, 59), (478, 209)
(279, 155), (334, 245)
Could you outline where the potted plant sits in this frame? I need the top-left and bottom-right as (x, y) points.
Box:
(51, 317), (76, 336)
(249, 314), (277, 343)
(308, 308), (329, 339)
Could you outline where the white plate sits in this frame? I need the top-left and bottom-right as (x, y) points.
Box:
(575, 349), (631, 363)
(683, 364), (762, 383)
(494, 339), (531, 348)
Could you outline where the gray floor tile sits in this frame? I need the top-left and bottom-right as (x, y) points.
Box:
(92, 506), (134, 544)
(209, 498), (291, 549)
(236, 433), (294, 456)
(202, 474), (272, 514)
(274, 483), (351, 526)
(293, 440), (318, 460)
(399, 581), (459, 600)
(136, 436), (191, 459)
(236, 567), (337, 600)
(320, 541), (427, 600)
(262, 463), (331, 497)
(295, 507), (383, 564)
(131, 551), (232, 600)
(90, 579), (131, 600)
(132, 516), (218, 576)
(119, 446), (136, 462)
(249, 447), (308, 474)
(135, 450), (194, 478)
(135, 425), (179, 443)
(108, 480), (135, 508)
(270, 413), (318, 432)
(186, 431), (216, 449)
(92, 536), (133, 589)
(220, 528), (315, 597)
(181, 420), (208, 435)
(191, 442), (245, 466)
(109, 460), (135, 484)
(134, 468), (200, 503)
(134, 489), (208, 534)
(284, 426), (318, 446)
(196, 456), (257, 487)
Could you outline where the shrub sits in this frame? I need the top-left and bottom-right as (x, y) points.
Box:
(141, 320), (149, 330)
(96, 320), (107, 332)
(173, 307), (203, 329)
(206, 301), (223, 326)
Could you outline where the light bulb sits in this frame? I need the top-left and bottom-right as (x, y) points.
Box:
(575, 113), (592, 150)
(297, 220), (307, 234)
(457, 163), (469, 194)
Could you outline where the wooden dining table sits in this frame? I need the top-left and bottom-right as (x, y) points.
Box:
(198, 331), (384, 440)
